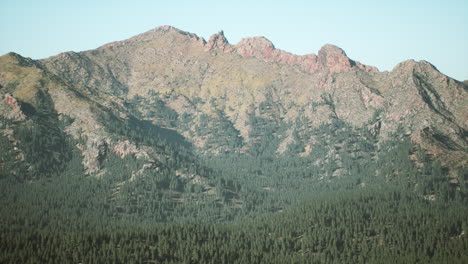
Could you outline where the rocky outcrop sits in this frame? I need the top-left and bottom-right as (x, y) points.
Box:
(318, 44), (352, 73)
(235, 36), (276, 58)
(233, 38), (377, 74)
(113, 140), (139, 159)
(1, 93), (26, 120)
(205, 31), (234, 53)
(234, 36), (321, 73)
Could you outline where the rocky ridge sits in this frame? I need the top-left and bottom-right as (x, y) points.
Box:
(0, 25), (466, 182)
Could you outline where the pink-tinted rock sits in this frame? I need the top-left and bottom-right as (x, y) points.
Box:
(205, 31), (234, 53)
(2, 94), (26, 120)
(234, 36), (321, 72)
(4, 94), (20, 110)
(232, 37), (376, 74)
(235, 36), (275, 58)
(355, 61), (379, 73)
(318, 44), (353, 73)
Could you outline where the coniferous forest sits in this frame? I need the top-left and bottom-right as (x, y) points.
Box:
(0, 109), (467, 263)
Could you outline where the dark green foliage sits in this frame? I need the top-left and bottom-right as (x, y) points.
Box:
(0, 186), (466, 263)
(0, 123), (18, 178)
(246, 113), (286, 157)
(202, 110), (243, 152)
(97, 105), (191, 151)
(2, 91), (71, 180)
(130, 92), (179, 127)
(1, 100), (466, 263)
(148, 99), (179, 127)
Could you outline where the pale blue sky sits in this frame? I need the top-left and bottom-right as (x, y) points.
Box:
(1, 0), (467, 80)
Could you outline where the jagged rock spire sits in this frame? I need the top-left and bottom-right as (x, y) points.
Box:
(205, 30), (233, 52)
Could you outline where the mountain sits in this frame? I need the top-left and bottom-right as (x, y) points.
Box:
(0, 26), (467, 263)
(2, 25), (466, 178)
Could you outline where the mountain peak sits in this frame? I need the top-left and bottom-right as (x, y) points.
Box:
(2, 52), (26, 62)
(92, 27), (378, 74)
(317, 44), (354, 73)
(1, 52), (37, 68)
(153, 25), (179, 32)
(205, 31), (232, 52)
(392, 59), (438, 73)
(138, 25), (203, 41)
(318, 44), (348, 56)
(387, 60), (448, 86)
(99, 25), (205, 49)
(235, 36), (276, 59)
(236, 36), (275, 51)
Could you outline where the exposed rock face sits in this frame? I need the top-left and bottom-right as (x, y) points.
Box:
(235, 36), (276, 57)
(1, 94), (26, 120)
(113, 140), (140, 159)
(205, 31), (233, 53)
(233, 39), (378, 74)
(235, 36), (321, 73)
(315, 44), (378, 73)
(318, 44), (354, 74)
(204, 33), (378, 74)
(3, 94), (20, 110)
(0, 26), (466, 180)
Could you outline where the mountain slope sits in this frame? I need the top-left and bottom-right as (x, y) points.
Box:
(1, 25), (467, 263)
(0, 26), (466, 193)
(36, 26), (467, 175)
